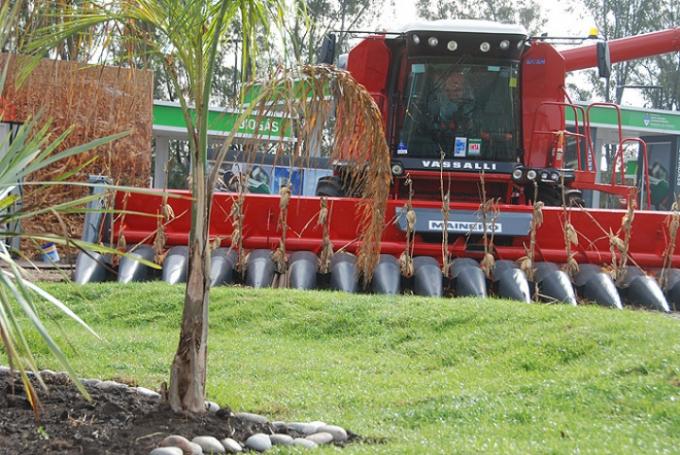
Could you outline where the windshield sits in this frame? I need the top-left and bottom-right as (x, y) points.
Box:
(396, 62), (520, 162)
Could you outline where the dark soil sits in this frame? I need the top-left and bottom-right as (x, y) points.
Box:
(0, 370), (357, 454)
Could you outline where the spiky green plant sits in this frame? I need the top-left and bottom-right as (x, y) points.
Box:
(0, 0), (132, 417)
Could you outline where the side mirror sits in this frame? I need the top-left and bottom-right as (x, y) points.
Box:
(317, 34), (337, 65)
(596, 40), (611, 79)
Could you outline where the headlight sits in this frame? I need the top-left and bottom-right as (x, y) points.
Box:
(512, 167), (524, 181)
(391, 162), (404, 176)
(540, 171), (549, 181)
(447, 40), (458, 51)
(550, 171), (560, 181)
(526, 169), (538, 181)
(480, 42), (491, 52)
(500, 40), (510, 50)
(428, 36), (439, 47)
(412, 34), (420, 45)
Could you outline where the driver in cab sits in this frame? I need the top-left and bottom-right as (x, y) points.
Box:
(431, 71), (476, 134)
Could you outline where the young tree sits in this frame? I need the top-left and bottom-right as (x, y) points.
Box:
(29, 0), (284, 413)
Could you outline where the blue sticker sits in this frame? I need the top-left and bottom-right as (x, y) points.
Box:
(454, 137), (467, 158)
(397, 142), (408, 155)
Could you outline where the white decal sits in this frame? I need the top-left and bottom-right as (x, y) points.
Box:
(420, 160), (497, 171)
(428, 220), (503, 233)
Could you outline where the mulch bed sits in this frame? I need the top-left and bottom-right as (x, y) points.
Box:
(0, 369), (355, 454)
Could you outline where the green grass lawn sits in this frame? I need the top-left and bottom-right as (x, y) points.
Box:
(10, 283), (680, 453)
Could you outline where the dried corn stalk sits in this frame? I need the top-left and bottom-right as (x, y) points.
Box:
(153, 190), (173, 265)
(521, 183), (543, 291)
(439, 150), (451, 277)
(659, 197), (680, 288)
(610, 190), (635, 282)
(272, 184), (291, 274)
(317, 197), (333, 274)
(400, 176), (416, 278)
(560, 177), (579, 276)
(479, 171), (498, 279)
(230, 191), (245, 273)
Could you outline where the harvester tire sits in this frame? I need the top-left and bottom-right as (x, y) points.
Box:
(536, 185), (584, 207)
(315, 175), (344, 197)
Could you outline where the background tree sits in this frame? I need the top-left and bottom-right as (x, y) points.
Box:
(7, 1), (111, 61)
(571, 0), (664, 104)
(285, 0), (384, 65)
(415, 0), (547, 35)
(629, 0), (679, 110)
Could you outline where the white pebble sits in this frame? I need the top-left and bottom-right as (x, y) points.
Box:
(187, 442), (203, 455)
(134, 386), (161, 399)
(269, 433), (294, 446)
(205, 400), (220, 412)
(192, 436), (226, 454)
(235, 412), (268, 424)
(306, 432), (333, 445)
(317, 424), (348, 442)
(220, 437), (242, 453)
(245, 433), (272, 452)
(160, 435), (202, 454)
(95, 380), (127, 391)
(150, 448), (184, 455)
(287, 422), (324, 435)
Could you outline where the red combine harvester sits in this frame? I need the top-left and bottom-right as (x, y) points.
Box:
(76, 20), (680, 312)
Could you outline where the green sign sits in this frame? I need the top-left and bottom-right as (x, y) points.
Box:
(566, 104), (680, 135)
(152, 101), (294, 141)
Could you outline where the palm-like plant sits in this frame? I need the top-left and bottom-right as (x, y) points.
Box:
(0, 0), (132, 416)
(27, 0), (395, 417)
(28, 0), (285, 413)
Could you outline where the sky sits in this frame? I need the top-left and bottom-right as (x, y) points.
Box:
(377, 1), (590, 37)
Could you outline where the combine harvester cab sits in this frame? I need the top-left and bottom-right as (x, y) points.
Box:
(75, 21), (680, 312)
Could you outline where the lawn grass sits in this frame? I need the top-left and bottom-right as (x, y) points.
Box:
(9, 282), (680, 454)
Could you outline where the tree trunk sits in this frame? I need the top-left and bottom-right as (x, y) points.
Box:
(168, 136), (211, 414)
(166, 0), (230, 414)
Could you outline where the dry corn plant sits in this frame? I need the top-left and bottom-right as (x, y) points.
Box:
(609, 190), (636, 282)
(560, 174), (579, 276)
(111, 191), (131, 268)
(658, 196), (680, 289)
(272, 183), (292, 287)
(520, 183), (542, 300)
(439, 149), (451, 277)
(400, 175), (416, 278)
(478, 171), (499, 279)
(317, 197), (334, 274)
(230, 191), (246, 274)
(3, 55), (152, 255)
(207, 65), (391, 284)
